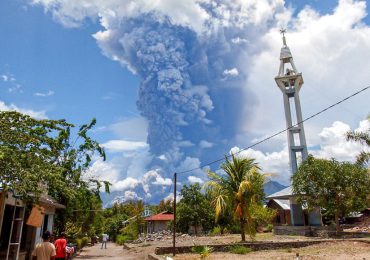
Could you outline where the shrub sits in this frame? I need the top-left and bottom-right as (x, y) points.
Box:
(192, 246), (213, 259)
(75, 239), (82, 250)
(116, 234), (135, 245)
(120, 221), (139, 241)
(210, 226), (221, 236)
(81, 237), (89, 248)
(266, 224), (273, 232)
(230, 245), (252, 254)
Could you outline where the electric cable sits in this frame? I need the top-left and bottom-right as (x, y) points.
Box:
(177, 85), (370, 175)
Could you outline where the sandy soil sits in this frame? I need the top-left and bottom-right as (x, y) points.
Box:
(121, 233), (370, 260)
(173, 241), (370, 260)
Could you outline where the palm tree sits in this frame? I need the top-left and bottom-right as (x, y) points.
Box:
(207, 153), (266, 241)
(346, 115), (370, 165)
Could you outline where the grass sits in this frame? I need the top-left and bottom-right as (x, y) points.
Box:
(229, 245), (252, 254)
(192, 245), (213, 259)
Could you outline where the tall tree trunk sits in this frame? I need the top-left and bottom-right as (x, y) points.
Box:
(240, 218), (246, 241)
(335, 211), (340, 234)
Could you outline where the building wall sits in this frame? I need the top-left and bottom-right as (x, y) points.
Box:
(267, 200), (291, 225)
(148, 221), (170, 233)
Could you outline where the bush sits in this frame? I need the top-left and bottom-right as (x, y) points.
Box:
(192, 246), (213, 259)
(120, 221), (139, 241)
(210, 226), (221, 236)
(81, 237), (89, 248)
(266, 224), (273, 232)
(75, 239), (82, 250)
(230, 245), (252, 254)
(116, 234), (135, 245)
(228, 224), (241, 234)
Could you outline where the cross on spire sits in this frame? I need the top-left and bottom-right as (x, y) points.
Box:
(280, 28), (287, 46)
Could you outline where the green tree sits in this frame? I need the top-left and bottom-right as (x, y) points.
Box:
(292, 155), (370, 232)
(0, 111), (109, 236)
(156, 199), (173, 213)
(346, 115), (370, 165)
(48, 117), (109, 233)
(207, 154), (273, 241)
(0, 111), (71, 201)
(176, 184), (214, 234)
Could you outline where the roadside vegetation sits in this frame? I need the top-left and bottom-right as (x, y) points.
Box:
(1, 110), (369, 254)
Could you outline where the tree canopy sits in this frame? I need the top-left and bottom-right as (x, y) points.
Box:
(346, 115), (370, 166)
(292, 155), (370, 232)
(207, 154), (274, 241)
(0, 110), (109, 235)
(0, 111), (71, 200)
(176, 183), (214, 234)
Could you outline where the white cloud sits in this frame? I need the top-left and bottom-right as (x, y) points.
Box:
(1, 73), (15, 82)
(143, 170), (172, 186)
(114, 177), (140, 191)
(101, 139), (148, 152)
(111, 190), (143, 204)
(8, 84), (23, 93)
(231, 37), (249, 45)
(109, 117), (148, 141)
(158, 154), (167, 161)
(0, 100), (47, 119)
(34, 90), (55, 97)
(223, 68), (239, 77)
(311, 120), (369, 161)
(243, 0), (370, 143)
(32, 0), (285, 34)
(231, 119), (369, 184)
(199, 140), (214, 149)
(188, 176), (204, 184)
(1, 75), (9, 81)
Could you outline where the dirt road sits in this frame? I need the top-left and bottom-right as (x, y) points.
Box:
(76, 242), (137, 260)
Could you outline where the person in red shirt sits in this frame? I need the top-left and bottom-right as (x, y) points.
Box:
(54, 232), (67, 260)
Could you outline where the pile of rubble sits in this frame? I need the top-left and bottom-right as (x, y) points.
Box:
(131, 231), (191, 244)
(344, 216), (370, 233)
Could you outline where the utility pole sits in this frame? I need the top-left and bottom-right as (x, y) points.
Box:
(172, 172), (177, 256)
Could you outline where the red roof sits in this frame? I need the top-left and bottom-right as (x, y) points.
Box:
(144, 211), (174, 221)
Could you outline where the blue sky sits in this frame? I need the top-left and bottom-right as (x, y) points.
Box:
(1, 0), (369, 204)
(0, 0), (139, 139)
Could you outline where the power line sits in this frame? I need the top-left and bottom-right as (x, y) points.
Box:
(177, 85), (370, 175)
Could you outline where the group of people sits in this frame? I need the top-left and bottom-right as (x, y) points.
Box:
(32, 231), (109, 260)
(32, 231), (72, 260)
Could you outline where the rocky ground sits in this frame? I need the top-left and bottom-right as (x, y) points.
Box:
(123, 233), (354, 259)
(76, 233), (370, 259)
(173, 241), (370, 260)
(344, 216), (370, 233)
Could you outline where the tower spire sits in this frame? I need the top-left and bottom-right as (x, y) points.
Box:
(280, 28), (287, 46)
(274, 29), (322, 227)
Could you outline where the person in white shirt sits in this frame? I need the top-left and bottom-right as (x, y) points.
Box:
(101, 233), (109, 249)
(32, 231), (56, 260)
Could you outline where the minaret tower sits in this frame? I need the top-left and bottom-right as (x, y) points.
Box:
(274, 30), (322, 227)
(275, 29), (308, 175)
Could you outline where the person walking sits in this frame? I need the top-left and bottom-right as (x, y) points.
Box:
(32, 231), (56, 260)
(54, 232), (67, 260)
(101, 233), (109, 249)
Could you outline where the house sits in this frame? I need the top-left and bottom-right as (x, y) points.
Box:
(144, 211), (173, 233)
(267, 199), (291, 225)
(266, 186), (322, 227)
(0, 190), (64, 260)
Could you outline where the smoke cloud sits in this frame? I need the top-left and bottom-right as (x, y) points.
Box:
(32, 0), (289, 200)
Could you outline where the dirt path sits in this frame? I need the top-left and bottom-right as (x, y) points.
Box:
(76, 242), (137, 260)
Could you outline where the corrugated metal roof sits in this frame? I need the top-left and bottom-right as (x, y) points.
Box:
(266, 186), (294, 199)
(274, 199), (291, 210)
(144, 211), (174, 221)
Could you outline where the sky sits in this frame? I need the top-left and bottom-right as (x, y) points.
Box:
(1, 0), (369, 205)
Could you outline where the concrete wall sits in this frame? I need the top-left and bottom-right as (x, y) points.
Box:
(155, 240), (335, 255)
(148, 221), (170, 233)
